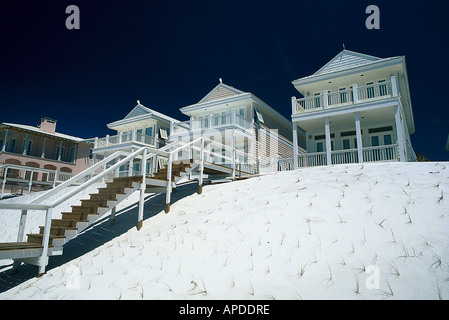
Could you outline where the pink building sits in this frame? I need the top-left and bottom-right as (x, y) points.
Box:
(0, 118), (93, 187)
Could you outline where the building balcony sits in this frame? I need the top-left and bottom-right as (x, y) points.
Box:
(292, 81), (396, 115)
(172, 112), (252, 137)
(88, 131), (162, 155)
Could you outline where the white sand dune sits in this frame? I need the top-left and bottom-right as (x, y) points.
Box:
(0, 162), (448, 299)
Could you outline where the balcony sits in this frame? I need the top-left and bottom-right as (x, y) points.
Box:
(172, 112), (252, 136)
(293, 81), (394, 114)
(94, 132), (156, 149)
(88, 131), (161, 156)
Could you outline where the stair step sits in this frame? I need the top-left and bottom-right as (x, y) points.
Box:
(89, 193), (117, 201)
(27, 233), (65, 246)
(81, 199), (109, 207)
(51, 218), (78, 228)
(98, 187), (126, 194)
(71, 206), (98, 214)
(62, 211), (94, 221)
(39, 225), (76, 236)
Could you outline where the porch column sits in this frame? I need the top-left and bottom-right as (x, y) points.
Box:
(22, 134), (29, 155)
(391, 76), (398, 97)
(131, 129), (137, 142)
(57, 141), (63, 161)
(394, 106), (406, 162)
(324, 117), (332, 165)
(41, 138), (47, 158)
(2, 129), (8, 152)
(352, 84), (359, 103)
(169, 121), (174, 141)
(323, 91), (328, 109)
(292, 123), (298, 170)
(354, 113), (363, 163)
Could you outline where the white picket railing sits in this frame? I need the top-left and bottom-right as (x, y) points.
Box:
(1, 164), (76, 198)
(294, 81), (393, 114)
(298, 152), (327, 167)
(172, 112), (252, 135)
(362, 144), (398, 162)
(93, 132), (156, 149)
(293, 144), (399, 168)
(331, 149), (359, 165)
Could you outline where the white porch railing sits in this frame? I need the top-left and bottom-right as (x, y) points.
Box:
(172, 112), (252, 136)
(331, 149), (359, 165)
(291, 144), (399, 169)
(293, 81), (393, 114)
(0, 164), (76, 198)
(298, 152), (327, 167)
(362, 144), (398, 163)
(92, 132), (156, 149)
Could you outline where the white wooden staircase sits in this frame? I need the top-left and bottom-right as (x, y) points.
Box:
(0, 138), (255, 277)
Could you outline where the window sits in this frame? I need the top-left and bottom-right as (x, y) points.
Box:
(56, 145), (65, 161)
(313, 93), (321, 108)
(6, 138), (16, 152)
(159, 128), (168, 140)
(369, 126), (393, 134)
(22, 139), (33, 156)
(343, 139), (351, 150)
(371, 136), (380, 147)
(378, 79), (388, 96)
(366, 82), (375, 99)
(145, 127), (153, 137)
(339, 88), (348, 103)
(316, 142), (324, 153)
(383, 134), (392, 145)
(254, 107), (264, 124)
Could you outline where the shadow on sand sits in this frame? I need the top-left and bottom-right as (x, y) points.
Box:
(0, 181), (199, 295)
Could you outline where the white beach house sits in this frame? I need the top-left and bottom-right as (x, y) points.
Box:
(291, 49), (416, 168)
(170, 80), (294, 173)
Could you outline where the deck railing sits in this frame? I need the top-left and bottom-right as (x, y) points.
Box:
(362, 144), (398, 163)
(0, 164), (76, 198)
(292, 144), (399, 168)
(93, 132), (156, 149)
(298, 152), (327, 167)
(294, 81), (393, 114)
(172, 112), (252, 136)
(331, 149), (359, 165)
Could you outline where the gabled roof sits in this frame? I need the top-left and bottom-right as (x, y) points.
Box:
(180, 80), (292, 129)
(198, 82), (246, 104)
(109, 101), (180, 127)
(1, 122), (84, 142)
(314, 50), (382, 75)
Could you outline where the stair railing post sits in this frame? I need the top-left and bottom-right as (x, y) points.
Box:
(137, 148), (147, 230)
(38, 206), (53, 277)
(199, 137), (204, 194)
(1, 167), (8, 198)
(165, 153), (173, 213)
(17, 209), (28, 242)
(28, 170), (34, 194)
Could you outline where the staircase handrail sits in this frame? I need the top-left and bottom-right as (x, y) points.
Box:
(48, 147), (148, 208)
(29, 150), (125, 205)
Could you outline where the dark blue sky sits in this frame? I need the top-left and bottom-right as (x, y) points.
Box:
(1, 0), (448, 160)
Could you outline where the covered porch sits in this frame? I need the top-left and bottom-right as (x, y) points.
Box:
(291, 103), (416, 168)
